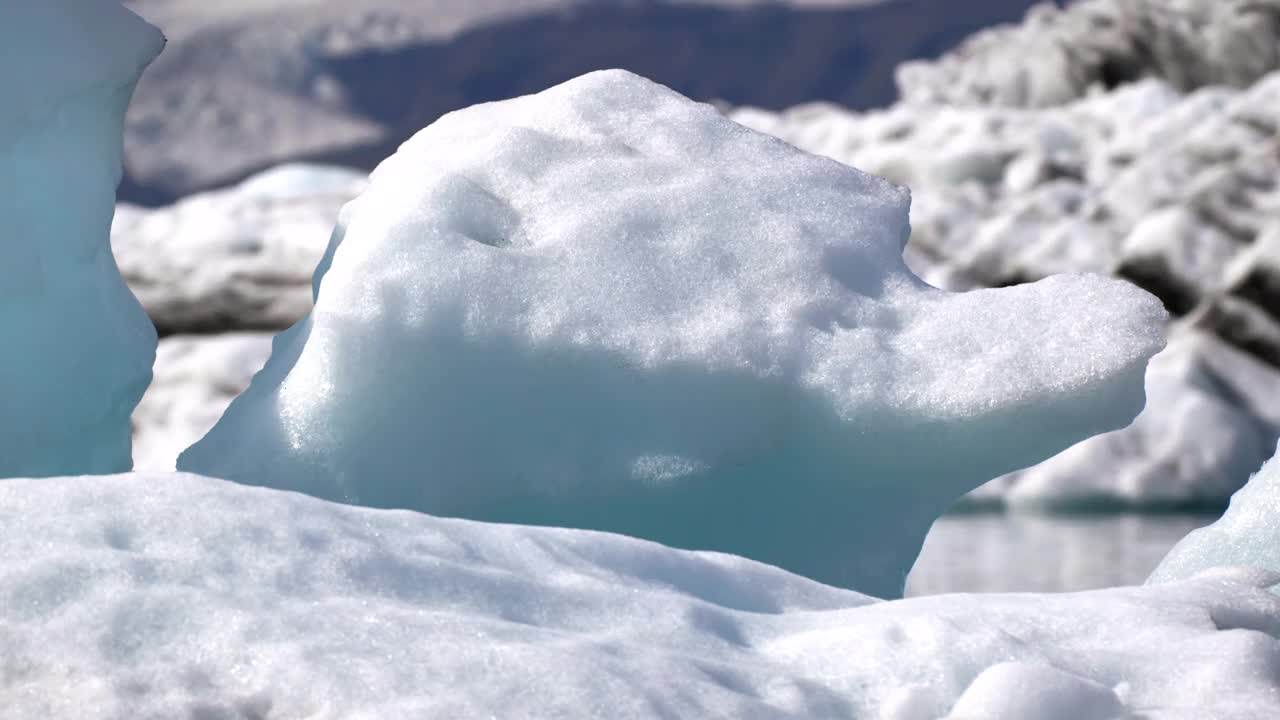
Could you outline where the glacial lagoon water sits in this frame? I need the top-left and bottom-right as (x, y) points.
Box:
(906, 512), (1219, 596)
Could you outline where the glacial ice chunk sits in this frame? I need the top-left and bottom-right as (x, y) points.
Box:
(0, 1), (162, 477)
(179, 70), (1165, 598)
(1149, 440), (1280, 588)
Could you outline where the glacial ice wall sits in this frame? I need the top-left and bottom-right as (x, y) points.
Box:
(0, 1), (162, 477)
(179, 70), (1165, 598)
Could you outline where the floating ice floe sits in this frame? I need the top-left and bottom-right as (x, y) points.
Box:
(0, 0), (161, 477)
(179, 70), (1165, 597)
(2, 472), (1279, 719)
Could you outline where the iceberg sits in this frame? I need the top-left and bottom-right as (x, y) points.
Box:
(3, 472), (1279, 719)
(132, 333), (274, 471)
(1150, 440), (1280, 588)
(180, 70), (1165, 597)
(0, 0), (162, 477)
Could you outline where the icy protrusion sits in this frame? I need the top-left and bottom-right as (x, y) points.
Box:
(1149, 441), (1280, 588)
(993, 331), (1280, 511)
(0, 1), (163, 477)
(179, 71), (1164, 598)
(732, 70), (1280, 509)
(4, 473), (1280, 718)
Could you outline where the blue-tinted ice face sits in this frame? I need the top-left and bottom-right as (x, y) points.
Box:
(0, 1), (162, 477)
(180, 70), (1166, 598)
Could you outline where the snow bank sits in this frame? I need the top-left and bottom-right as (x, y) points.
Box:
(0, 1), (162, 477)
(1150, 441), (1280, 588)
(2, 473), (1278, 719)
(178, 70), (1164, 597)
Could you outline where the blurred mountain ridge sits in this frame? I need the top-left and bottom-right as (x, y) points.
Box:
(121, 0), (1039, 204)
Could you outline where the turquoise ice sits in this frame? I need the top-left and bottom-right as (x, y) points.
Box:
(0, 0), (162, 476)
(180, 70), (1166, 598)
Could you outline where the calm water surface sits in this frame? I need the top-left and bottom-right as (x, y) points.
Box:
(905, 512), (1219, 596)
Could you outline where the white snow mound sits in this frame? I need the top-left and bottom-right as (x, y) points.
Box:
(3, 473), (1279, 719)
(179, 70), (1166, 597)
(0, 0), (162, 477)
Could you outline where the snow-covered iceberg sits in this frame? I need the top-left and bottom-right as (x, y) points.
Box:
(179, 70), (1165, 597)
(1150, 440), (1280, 588)
(3, 472), (1279, 719)
(0, 0), (163, 477)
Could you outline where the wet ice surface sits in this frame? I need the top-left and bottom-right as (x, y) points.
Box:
(908, 512), (1217, 596)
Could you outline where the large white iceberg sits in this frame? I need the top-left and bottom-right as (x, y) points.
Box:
(3, 472), (1279, 719)
(1150, 440), (1280, 587)
(0, 0), (162, 476)
(179, 70), (1165, 597)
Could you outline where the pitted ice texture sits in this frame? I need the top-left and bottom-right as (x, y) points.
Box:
(180, 70), (1165, 598)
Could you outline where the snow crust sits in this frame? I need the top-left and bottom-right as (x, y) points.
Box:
(1150, 441), (1280, 588)
(0, 0), (162, 477)
(178, 70), (1164, 597)
(4, 473), (1280, 719)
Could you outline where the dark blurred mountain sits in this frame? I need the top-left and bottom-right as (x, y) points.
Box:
(121, 0), (1040, 205)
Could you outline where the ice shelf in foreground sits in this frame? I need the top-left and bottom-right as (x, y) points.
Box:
(3, 473), (1279, 719)
(0, 0), (162, 477)
(1150, 440), (1280, 588)
(180, 70), (1166, 598)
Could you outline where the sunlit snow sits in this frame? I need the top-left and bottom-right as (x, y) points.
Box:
(179, 70), (1166, 597)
